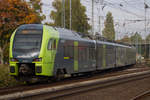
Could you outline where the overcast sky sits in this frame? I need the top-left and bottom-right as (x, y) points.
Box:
(42, 0), (150, 39)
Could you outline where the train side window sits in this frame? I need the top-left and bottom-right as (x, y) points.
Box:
(64, 46), (74, 59)
(78, 47), (84, 61)
(69, 46), (74, 58)
(89, 48), (92, 60)
(78, 47), (81, 61)
(83, 47), (86, 61)
(87, 48), (89, 61)
(48, 39), (56, 50)
(89, 48), (95, 60)
(92, 48), (96, 60)
(64, 46), (67, 57)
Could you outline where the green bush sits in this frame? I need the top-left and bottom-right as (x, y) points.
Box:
(0, 65), (22, 87)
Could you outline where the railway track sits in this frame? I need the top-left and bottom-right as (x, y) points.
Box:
(0, 66), (150, 100)
(131, 90), (150, 100)
(0, 65), (146, 95)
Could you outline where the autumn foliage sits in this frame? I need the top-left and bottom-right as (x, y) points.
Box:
(0, 0), (41, 64)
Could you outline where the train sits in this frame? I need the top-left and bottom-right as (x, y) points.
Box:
(9, 24), (136, 83)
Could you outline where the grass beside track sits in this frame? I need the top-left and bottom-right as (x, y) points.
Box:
(0, 64), (22, 88)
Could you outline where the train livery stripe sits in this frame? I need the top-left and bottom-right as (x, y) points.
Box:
(9, 30), (16, 58)
(103, 44), (106, 68)
(9, 30), (19, 76)
(74, 41), (78, 72)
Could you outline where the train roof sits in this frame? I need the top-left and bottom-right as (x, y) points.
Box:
(55, 27), (133, 48)
(96, 40), (129, 48)
(56, 27), (95, 43)
(56, 28), (81, 39)
(16, 24), (134, 48)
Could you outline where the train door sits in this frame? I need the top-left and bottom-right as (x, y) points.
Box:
(115, 46), (117, 67)
(96, 42), (103, 70)
(96, 42), (99, 69)
(116, 46), (120, 67)
(47, 38), (57, 63)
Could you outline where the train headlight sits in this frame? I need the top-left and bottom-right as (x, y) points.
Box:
(10, 66), (15, 73)
(33, 58), (42, 62)
(10, 58), (18, 62)
(36, 66), (42, 73)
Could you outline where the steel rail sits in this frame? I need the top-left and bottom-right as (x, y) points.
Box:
(130, 90), (150, 100)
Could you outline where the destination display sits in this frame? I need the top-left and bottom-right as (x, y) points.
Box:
(20, 30), (42, 34)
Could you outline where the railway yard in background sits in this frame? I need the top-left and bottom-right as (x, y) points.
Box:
(0, 63), (150, 100)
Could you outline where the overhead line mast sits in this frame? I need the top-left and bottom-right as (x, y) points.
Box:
(61, 0), (65, 28)
(70, 0), (72, 30)
(92, 0), (94, 35)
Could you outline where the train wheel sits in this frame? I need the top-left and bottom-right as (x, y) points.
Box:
(71, 74), (75, 77)
(56, 69), (64, 81)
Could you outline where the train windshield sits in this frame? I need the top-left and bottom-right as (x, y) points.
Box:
(13, 29), (43, 58)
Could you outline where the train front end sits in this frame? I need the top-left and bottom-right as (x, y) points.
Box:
(9, 24), (58, 82)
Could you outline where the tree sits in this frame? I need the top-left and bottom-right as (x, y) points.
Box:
(29, 0), (45, 23)
(102, 12), (115, 40)
(0, 0), (40, 64)
(130, 32), (142, 44)
(50, 0), (91, 34)
(120, 35), (130, 43)
(146, 34), (150, 43)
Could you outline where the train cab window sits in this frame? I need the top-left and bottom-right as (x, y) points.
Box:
(48, 39), (56, 50)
